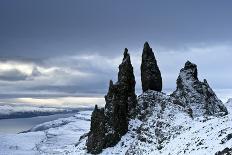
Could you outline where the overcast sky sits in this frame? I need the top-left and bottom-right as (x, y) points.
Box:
(0, 0), (232, 104)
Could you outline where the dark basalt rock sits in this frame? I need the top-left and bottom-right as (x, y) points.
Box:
(86, 105), (106, 154)
(171, 61), (228, 117)
(141, 42), (162, 92)
(184, 60), (198, 80)
(118, 49), (137, 118)
(86, 48), (137, 154)
(215, 147), (232, 155)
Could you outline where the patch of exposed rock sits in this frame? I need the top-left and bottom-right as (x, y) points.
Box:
(171, 61), (228, 117)
(141, 42), (162, 92)
(86, 48), (137, 154)
(215, 147), (232, 155)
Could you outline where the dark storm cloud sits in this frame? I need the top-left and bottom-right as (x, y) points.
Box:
(1, 0), (232, 59)
(0, 0), (232, 99)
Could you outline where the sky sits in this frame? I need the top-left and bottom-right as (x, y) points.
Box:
(0, 0), (232, 106)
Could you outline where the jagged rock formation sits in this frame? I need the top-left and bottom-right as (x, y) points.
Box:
(86, 48), (137, 154)
(171, 61), (228, 117)
(79, 43), (230, 155)
(141, 42), (162, 92)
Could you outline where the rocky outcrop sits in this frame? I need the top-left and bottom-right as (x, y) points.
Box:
(86, 105), (106, 154)
(141, 42), (162, 92)
(86, 48), (137, 154)
(171, 61), (228, 117)
(76, 42), (230, 155)
(215, 147), (232, 155)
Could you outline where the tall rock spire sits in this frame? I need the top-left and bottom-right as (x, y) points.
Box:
(86, 48), (137, 154)
(141, 42), (162, 92)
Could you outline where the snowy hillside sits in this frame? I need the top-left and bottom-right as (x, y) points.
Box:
(0, 111), (91, 155)
(0, 98), (231, 155)
(74, 95), (232, 155)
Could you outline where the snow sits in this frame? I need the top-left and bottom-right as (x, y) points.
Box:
(74, 93), (232, 155)
(0, 98), (231, 155)
(0, 111), (91, 155)
(0, 132), (45, 155)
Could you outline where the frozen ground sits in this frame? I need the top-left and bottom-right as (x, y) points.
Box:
(0, 99), (231, 155)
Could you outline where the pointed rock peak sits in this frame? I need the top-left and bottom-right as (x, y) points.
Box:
(141, 42), (162, 92)
(143, 42), (154, 56)
(182, 61), (198, 79)
(124, 48), (128, 56)
(184, 61), (197, 70)
(119, 49), (135, 85)
(123, 48), (130, 62)
(144, 41), (150, 49)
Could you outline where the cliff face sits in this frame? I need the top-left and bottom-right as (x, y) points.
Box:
(141, 42), (162, 92)
(86, 49), (137, 154)
(171, 61), (228, 117)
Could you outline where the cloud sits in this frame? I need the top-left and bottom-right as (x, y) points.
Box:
(0, 97), (105, 108)
(0, 69), (28, 81)
(0, 42), (231, 101)
(156, 43), (232, 90)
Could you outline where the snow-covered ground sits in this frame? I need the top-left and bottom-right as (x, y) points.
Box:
(74, 98), (232, 155)
(0, 99), (231, 155)
(0, 111), (91, 155)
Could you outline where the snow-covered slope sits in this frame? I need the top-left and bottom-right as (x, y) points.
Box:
(0, 98), (231, 155)
(0, 111), (91, 155)
(74, 94), (232, 155)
